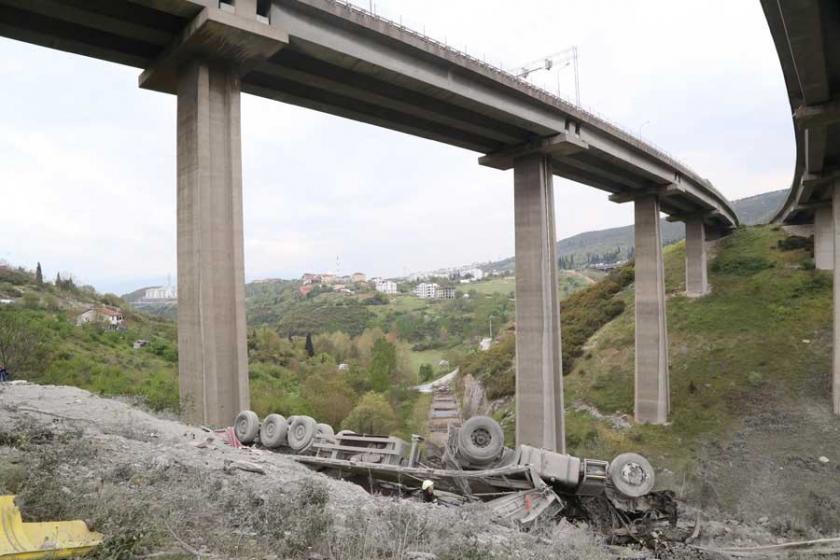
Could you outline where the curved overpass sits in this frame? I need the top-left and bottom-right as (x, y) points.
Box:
(762, 0), (840, 414)
(0, 0), (739, 443)
(763, 0), (840, 225)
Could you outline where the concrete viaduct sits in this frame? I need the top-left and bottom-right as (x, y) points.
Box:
(762, 0), (840, 413)
(0, 0), (739, 450)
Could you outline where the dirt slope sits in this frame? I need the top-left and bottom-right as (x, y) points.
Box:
(0, 382), (621, 560)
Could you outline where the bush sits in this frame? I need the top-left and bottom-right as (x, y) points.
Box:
(777, 235), (812, 252)
(341, 392), (399, 434)
(418, 363), (435, 382)
(711, 255), (774, 275)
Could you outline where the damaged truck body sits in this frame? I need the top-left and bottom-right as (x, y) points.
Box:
(234, 407), (678, 542)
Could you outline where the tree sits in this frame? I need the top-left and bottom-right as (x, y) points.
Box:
(35, 262), (43, 284)
(418, 363), (434, 382)
(340, 392), (398, 435)
(302, 370), (357, 427)
(304, 332), (315, 358)
(0, 309), (48, 377)
(368, 338), (396, 392)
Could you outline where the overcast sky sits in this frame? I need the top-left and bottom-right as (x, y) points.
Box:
(0, 0), (793, 294)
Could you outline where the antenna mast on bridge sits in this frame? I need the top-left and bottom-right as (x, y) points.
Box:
(513, 46), (580, 105)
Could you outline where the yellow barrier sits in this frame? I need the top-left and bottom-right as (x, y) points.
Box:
(0, 495), (103, 559)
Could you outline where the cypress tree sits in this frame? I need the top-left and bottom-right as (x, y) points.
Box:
(305, 333), (315, 357)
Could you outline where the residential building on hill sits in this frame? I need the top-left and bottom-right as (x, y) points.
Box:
(144, 285), (177, 300)
(438, 286), (455, 299)
(76, 306), (125, 330)
(414, 282), (438, 299)
(375, 279), (398, 294)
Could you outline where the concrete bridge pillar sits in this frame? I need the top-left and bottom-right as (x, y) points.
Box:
(513, 153), (565, 453)
(176, 61), (249, 425)
(815, 205), (834, 271)
(833, 182), (840, 414)
(634, 195), (670, 424)
(685, 218), (709, 297)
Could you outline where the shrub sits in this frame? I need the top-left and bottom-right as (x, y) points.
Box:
(341, 392), (399, 434)
(711, 255), (774, 275)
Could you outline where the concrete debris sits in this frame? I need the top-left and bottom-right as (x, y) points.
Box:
(223, 459), (266, 475)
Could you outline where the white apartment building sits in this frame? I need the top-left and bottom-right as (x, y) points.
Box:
(465, 268), (485, 281)
(144, 285), (177, 300)
(414, 282), (439, 299)
(375, 279), (398, 294)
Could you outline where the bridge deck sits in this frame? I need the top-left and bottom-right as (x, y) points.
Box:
(0, 0), (738, 228)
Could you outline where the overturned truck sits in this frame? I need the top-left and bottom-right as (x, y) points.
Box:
(234, 410), (678, 540)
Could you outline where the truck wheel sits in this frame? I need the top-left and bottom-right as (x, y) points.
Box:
(316, 423), (335, 439)
(234, 410), (260, 444)
(608, 453), (655, 498)
(260, 414), (288, 449)
(457, 415), (504, 465)
(287, 415), (317, 452)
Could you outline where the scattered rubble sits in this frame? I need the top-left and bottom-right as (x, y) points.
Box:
(0, 383), (829, 559)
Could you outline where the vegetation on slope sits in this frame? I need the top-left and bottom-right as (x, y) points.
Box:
(0, 266), (180, 411)
(459, 265), (634, 402)
(466, 225), (839, 530)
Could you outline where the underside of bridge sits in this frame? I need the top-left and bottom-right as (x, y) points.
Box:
(763, 0), (840, 414)
(0, 0), (740, 440)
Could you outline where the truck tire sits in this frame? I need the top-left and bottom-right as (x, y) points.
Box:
(287, 415), (318, 452)
(316, 423), (335, 439)
(457, 415), (504, 465)
(260, 414), (288, 449)
(608, 453), (655, 498)
(234, 410), (260, 444)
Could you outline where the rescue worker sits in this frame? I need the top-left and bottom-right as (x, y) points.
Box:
(420, 480), (437, 503)
(0, 365), (7, 382)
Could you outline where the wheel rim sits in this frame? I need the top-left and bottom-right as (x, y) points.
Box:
(471, 427), (492, 448)
(265, 422), (275, 438)
(293, 423), (306, 440)
(236, 417), (248, 433)
(620, 461), (649, 488)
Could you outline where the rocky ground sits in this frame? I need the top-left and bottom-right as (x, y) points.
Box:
(0, 383), (826, 559)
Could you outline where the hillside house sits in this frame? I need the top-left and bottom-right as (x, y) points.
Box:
(76, 306), (125, 330)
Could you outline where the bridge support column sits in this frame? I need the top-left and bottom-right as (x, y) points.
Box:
(815, 206), (834, 271)
(513, 153), (565, 452)
(685, 219), (709, 297)
(634, 195), (669, 424)
(176, 61), (249, 425)
(833, 182), (840, 414)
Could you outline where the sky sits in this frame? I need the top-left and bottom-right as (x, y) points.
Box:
(0, 0), (794, 294)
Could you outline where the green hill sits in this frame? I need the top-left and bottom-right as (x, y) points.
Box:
(0, 265), (180, 410)
(485, 189), (789, 273)
(461, 225), (840, 534)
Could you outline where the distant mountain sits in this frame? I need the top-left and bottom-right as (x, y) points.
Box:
(483, 189), (788, 273)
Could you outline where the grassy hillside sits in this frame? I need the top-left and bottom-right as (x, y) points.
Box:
(464, 225), (840, 532)
(0, 266), (180, 410)
(485, 189), (788, 273)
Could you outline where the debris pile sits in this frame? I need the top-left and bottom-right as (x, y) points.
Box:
(233, 406), (682, 547)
